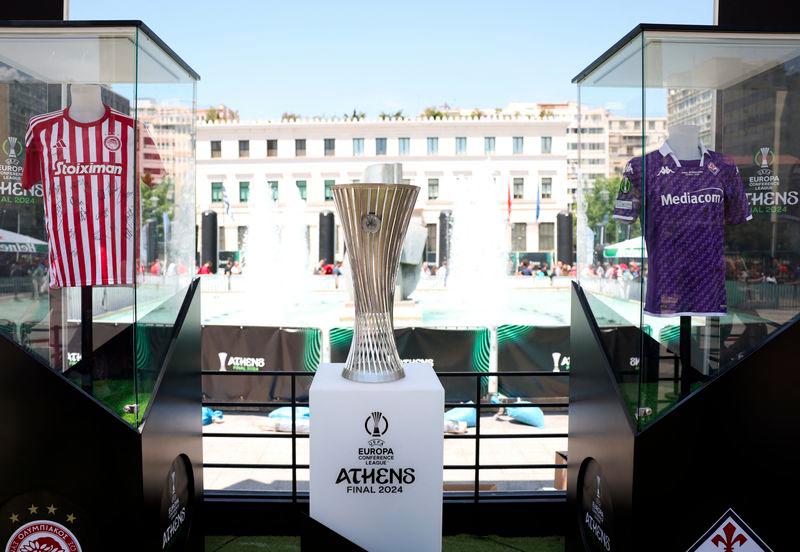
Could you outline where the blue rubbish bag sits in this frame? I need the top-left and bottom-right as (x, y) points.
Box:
(504, 403), (545, 428)
(202, 407), (223, 426)
(268, 406), (311, 419)
(444, 401), (476, 428)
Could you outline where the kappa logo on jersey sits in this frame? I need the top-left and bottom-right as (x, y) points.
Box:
(657, 166), (675, 176)
(103, 134), (121, 152)
(707, 161), (720, 176)
(687, 508), (772, 551)
(623, 162), (633, 175)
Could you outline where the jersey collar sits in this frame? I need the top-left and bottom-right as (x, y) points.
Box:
(658, 139), (710, 168)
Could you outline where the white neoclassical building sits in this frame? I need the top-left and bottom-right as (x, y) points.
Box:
(195, 114), (570, 267)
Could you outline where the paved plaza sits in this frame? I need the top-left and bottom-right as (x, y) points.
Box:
(203, 411), (568, 493)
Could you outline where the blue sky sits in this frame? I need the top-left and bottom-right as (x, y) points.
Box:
(70, 0), (713, 120)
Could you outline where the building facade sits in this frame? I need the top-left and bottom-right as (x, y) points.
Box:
(196, 115), (569, 267)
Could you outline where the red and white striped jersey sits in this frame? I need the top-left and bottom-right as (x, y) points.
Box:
(22, 105), (160, 288)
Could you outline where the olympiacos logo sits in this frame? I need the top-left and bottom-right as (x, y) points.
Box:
(5, 520), (81, 552)
(103, 134), (121, 152)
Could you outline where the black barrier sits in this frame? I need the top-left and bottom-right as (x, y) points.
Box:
(202, 325), (321, 403)
(496, 325), (570, 400)
(330, 326), (490, 402)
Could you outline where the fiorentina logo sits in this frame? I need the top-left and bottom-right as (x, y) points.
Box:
(687, 508), (772, 551)
(5, 520), (81, 552)
(103, 134), (121, 152)
(707, 161), (720, 176)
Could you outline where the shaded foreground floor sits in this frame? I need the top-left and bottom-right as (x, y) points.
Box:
(206, 535), (565, 551)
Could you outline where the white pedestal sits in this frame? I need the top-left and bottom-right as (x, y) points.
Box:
(310, 362), (444, 552)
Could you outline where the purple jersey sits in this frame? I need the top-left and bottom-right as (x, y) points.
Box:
(613, 141), (752, 317)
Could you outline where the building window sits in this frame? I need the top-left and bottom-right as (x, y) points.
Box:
(324, 138), (335, 156)
(513, 177), (524, 199)
(484, 136), (495, 154)
(237, 226), (248, 251)
(398, 137), (410, 155)
(455, 136), (467, 155)
(324, 179), (335, 201)
(218, 226), (226, 251)
(268, 180), (279, 201)
(513, 136), (524, 154)
(541, 177), (552, 199)
(239, 140), (249, 158)
(427, 137), (438, 155)
(539, 222), (555, 250)
(267, 139), (278, 157)
(426, 223), (437, 263)
(353, 138), (364, 156)
(239, 181), (250, 203)
(512, 223), (526, 251)
(295, 139), (306, 157)
(376, 137), (387, 156)
(541, 136), (552, 154)
(296, 180), (307, 201)
(211, 182), (224, 202)
(210, 140), (221, 159)
(427, 178), (439, 200)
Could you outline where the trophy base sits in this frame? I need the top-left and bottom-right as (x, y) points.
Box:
(341, 365), (406, 383)
(310, 362), (444, 552)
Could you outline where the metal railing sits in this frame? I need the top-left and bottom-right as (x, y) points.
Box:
(202, 369), (569, 503)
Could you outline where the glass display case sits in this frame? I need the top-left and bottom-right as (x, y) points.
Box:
(0, 22), (198, 427)
(574, 25), (800, 429)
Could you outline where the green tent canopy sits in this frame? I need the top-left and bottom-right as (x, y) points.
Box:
(0, 229), (47, 254)
(603, 237), (647, 259)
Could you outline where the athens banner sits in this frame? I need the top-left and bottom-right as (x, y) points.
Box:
(202, 325), (321, 403)
(330, 326), (490, 402)
(496, 325), (570, 400)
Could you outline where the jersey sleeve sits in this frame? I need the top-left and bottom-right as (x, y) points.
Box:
(724, 161), (752, 225)
(21, 119), (42, 189)
(613, 159), (640, 223)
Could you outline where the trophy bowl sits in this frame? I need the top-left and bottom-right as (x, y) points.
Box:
(333, 183), (420, 383)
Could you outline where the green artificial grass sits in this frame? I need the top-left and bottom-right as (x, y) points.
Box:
(205, 535), (565, 551)
(91, 378), (151, 426)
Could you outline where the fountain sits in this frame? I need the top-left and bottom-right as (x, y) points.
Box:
(445, 166), (510, 325)
(240, 181), (311, 318)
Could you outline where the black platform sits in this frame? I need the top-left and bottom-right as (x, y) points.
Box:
(567, 281), (799, 551)
(0, 279), (203, 551)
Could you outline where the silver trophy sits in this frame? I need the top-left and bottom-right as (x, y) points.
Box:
(333, 164), (419, 383)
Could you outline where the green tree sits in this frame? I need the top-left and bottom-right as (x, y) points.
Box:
(583, 175), (641, 246)
(140, 176), (175, 249)
(470, 108), (485, 119)
(281, 112), (300, 122)
(422, 107), (444, 119)
(204, 107), (219, 123)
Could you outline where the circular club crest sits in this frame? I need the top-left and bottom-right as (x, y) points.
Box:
(360, 212), (382, 234)
(103, 134), (121, 152)
(5, 520), (81, 552)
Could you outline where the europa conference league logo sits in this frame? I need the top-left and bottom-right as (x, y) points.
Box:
(334, 411), (415, 494)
